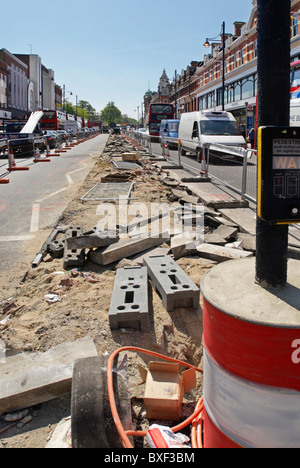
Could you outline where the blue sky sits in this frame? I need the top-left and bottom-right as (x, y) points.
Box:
(2, 0), (253, 118)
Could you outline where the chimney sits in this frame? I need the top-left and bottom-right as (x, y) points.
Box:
(234, 21), (245, 36)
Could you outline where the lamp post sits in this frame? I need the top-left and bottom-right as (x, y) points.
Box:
(204, 21), (226, 111)
(63, 84), (73, 112)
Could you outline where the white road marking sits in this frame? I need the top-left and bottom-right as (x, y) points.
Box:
(65, 167), (85, 184)
(36, 187), (68, 203)
(0, 235), (35, 242)
(30, 203), (40, 232)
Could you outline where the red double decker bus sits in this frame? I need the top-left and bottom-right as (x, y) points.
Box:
(40, 110), (66, 130)
(290, 59), (300, 99)
(147, 103), (174, 136)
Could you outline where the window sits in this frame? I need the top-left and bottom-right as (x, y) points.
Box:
(241, 78), (254, 99)
(192, 121), (199, 138)
(291, 13), (299, 37)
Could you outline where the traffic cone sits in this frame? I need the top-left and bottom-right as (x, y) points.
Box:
(165, 143), (170, 158)
(7, 148), (29, 172)
(34, 144), (50, 163)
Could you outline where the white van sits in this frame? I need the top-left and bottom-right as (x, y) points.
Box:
(178, 110), (246, 158)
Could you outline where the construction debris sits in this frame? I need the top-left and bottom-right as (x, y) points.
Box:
(0, 133), (259, 448)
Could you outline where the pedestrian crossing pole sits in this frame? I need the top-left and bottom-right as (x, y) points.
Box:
(255, 0), (291, 288)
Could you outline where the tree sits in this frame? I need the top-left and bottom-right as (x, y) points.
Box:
(101, 102), (122, 127)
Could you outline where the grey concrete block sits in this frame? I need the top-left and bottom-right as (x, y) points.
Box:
(63, 226), (85, 270)
(143, 255), (200, 312)
(48, 238), (65, 258)
(109, 266), (150, 331)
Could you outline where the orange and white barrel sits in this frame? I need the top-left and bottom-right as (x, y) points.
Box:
(201, 257), (300, 448)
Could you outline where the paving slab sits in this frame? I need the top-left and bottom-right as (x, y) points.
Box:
(89, 232), (170, 266)
(0, 338), (98, 415)
(197, 243), (253, 262)
(218, 207), (257, 235)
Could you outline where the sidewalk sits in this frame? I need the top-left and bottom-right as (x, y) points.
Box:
(157, 161), (300, 259)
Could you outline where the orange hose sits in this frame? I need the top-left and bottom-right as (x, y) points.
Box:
(107, 346), (204, 449)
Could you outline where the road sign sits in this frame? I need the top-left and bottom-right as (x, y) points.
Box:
(258, 126), (300, 224)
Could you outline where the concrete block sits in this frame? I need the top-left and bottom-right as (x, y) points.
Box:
(109, 266), (150, 331)
(143, 255), (200, 312)
(63, 226), (85, 270)
(213, 225), (238, 241)
(89, 232), (170, 266)
(0, 338), (98, 415)
(170, 232), (199, 259)
(48, 238), (65, 258)
(122, 152), (141, 161)
(66, 232), (119, 250)
(197, 243), (253, 262)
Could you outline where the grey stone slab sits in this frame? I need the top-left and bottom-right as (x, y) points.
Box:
(89, 232), (170, 266)
(109, 266), (150, 331)
(143, 255), (200, 312)
(0, 338), (98, 415)
(197, 243), (253, 262)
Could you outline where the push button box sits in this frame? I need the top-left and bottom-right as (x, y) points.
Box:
(258, 126), (300, 224)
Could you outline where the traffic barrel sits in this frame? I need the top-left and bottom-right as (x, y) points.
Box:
(201, 257), (300, 448)
(7, 148), (29, 172)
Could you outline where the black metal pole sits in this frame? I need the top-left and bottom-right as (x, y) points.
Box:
(256, 0), (291, 288)
(222, 22), (225, 111)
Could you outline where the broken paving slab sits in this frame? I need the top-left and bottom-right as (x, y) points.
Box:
(170, 232), (200, 260)
(181, 182), (249, 209)
(218, 207), (257, 235)
(213, 225), (238, 241)
(0, 338), (98, 415)
(88, 231), (170, 266)
(197, 243), (253, 262)
(66, 232), (119, 250)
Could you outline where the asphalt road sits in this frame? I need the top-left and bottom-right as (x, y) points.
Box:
(0, 134), (109, 272)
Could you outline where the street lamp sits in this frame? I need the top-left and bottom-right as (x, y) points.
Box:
(63, 84), (73, 112)
(204, 21), (226, 111)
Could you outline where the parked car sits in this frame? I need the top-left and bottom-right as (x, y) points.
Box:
(159, 119), (180, 149)
(56, 130), (68, 141)
(178, 111), (246, 159)
(43, 130), (58, 149)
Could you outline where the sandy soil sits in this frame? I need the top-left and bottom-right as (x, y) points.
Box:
(0, 134), (215, 448)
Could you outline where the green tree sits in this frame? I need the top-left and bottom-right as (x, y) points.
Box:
(101, 102), (122, 127)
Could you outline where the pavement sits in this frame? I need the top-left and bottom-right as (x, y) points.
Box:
(153, 159), (300, 260)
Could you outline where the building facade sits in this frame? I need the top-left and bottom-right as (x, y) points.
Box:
(0, 49), (61, 124)
(160, 0), (300, 135)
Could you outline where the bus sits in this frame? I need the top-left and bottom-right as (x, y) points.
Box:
(290, 59), (300, 99)
(40, 110), (66, 130)
(147, 103), (174, 137)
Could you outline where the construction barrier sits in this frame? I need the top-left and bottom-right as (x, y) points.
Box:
(201, 258), (300, 448)
(7, 148), (29, 172)
(33, 145), (50, 163)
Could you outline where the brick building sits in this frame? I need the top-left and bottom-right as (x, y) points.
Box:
(152, 0), (300, 135)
